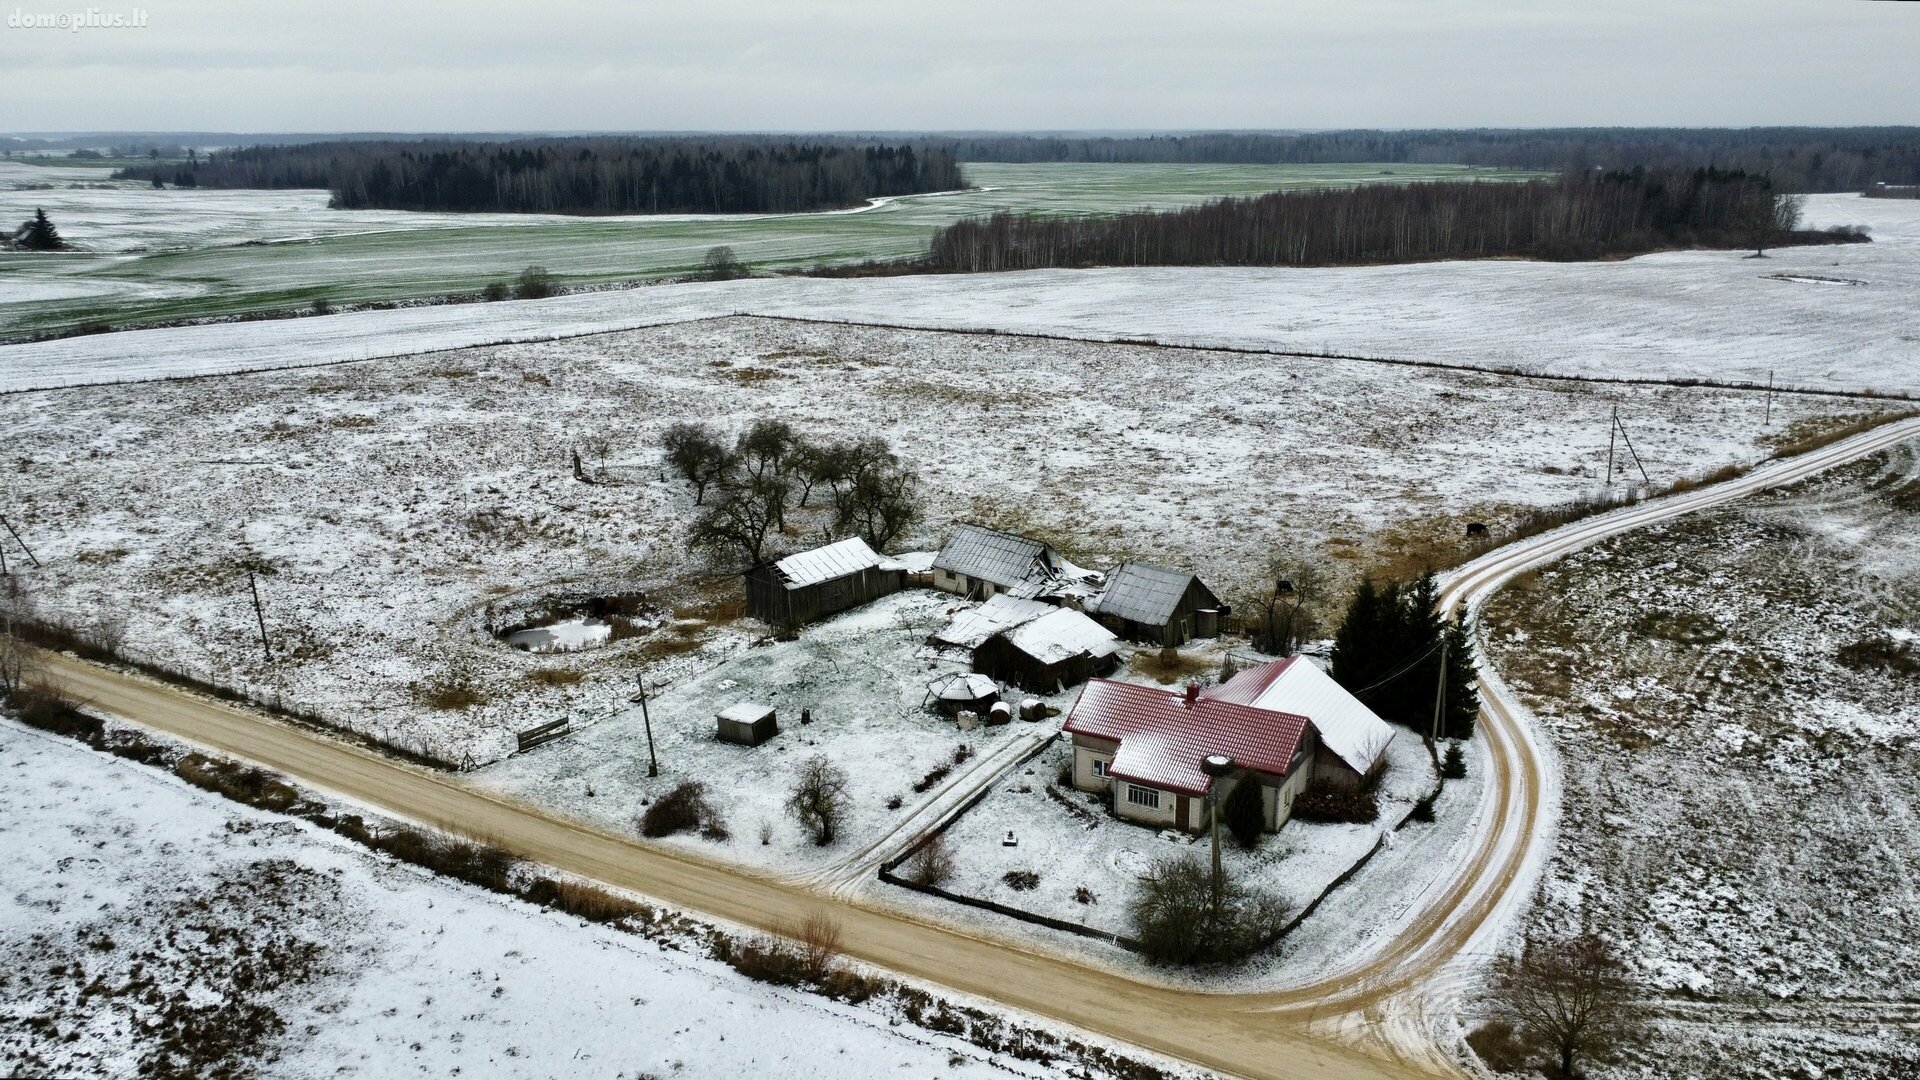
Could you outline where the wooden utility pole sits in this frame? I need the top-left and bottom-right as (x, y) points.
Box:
(637, 673), (659, 777)
(1606, 407), (1619, 485)
(1765, 370), (1775, 427)
(247, 570), (273, 662)
(1616, 413), (1650, 486)
(1428, 637), (1449, 768)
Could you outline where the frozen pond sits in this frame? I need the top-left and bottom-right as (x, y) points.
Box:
(504, 616), (613, 653)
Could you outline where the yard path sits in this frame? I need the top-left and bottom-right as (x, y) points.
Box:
(30, 414), (1920, 1080)
(801, 727), (1050, 897)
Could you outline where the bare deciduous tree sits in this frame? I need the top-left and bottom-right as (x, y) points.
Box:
(1250, 557), (1325, 656)
(688, 485), (781, 567)
(904, 832), (956, 887)
(785, 755), (850, 846)
(1487, 932), (1644, 1079)
(661, 422), (734, 505)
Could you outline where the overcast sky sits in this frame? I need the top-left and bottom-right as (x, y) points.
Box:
(2, 0), (1916, 133)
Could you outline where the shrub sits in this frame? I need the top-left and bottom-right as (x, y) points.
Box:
(905, 834), (955, 887)
(482, 281), (509, 302)
(1128, 855), (1289, 966)
(1466, 1020), (1533, 1074)
(1055, 760), (1073, 787)
(796, 912), (842, 980)
(1002, 870), (1040, 892)
(1222, 776), (1265, 849)
(1408, 791), (1438, 823)
(1073, 886), (1097, 905)
(513, 264), (555, 300)
(1290, 788), (1379, 824)
(639, 781), (720, 838)
(371, 826), (517, 892)
(523, 877), (649, 923)
(310, 297), (333, 316)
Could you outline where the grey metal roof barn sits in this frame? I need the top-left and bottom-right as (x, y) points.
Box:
(1086, 561), (1224, 647)
(1090, 562), (1197, 624)
(931, 525), (1056, 591)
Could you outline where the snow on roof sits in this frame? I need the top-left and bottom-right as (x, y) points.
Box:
(772, 537), (885, 588)
(884, 550), (937, 573)
(1203, 657), (1395, 776)
(1063, 679), (1308, 796)
(1089, 561), (1210, 626)
(1002, 607), (1121, 666)
(717, 702), (776, 723)
(932, 593), (1057, 650)
(928, 672), (1000, 701)
(931, 524), (1053, 590)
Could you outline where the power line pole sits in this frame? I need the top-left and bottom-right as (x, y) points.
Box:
(637, 673), (659, 778)
(247, 570), (273, 663)
(1765, 369), (1775, 427)
(1428, 636), (1449, 768)
(1607, 406), (1619, 486)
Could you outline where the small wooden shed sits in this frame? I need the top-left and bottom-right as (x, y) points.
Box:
(716, 702), (779, 747)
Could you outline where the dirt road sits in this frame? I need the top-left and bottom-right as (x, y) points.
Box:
(30, 414), (1920, 1080)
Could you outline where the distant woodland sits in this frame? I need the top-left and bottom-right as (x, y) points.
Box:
(110, 138), (965, 215)
(931, 128), (1920, 193)
(923, 169), (1861, 272)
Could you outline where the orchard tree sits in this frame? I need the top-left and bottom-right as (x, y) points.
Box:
(786, 755), (849, 846)
(661, 422), (733, 505)
(1489, 933), (1644, 1079)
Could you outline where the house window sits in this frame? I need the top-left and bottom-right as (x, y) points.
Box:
(1091, 758), (1108, 778)
(1125, 784), (1160, 809)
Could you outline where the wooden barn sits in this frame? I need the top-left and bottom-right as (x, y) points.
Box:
(744, 537), (905, 630)
(971, 607), (1122, 694)
(1086, 561), (1224, 647)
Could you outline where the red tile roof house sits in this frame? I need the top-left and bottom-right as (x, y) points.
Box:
(1061, 657), (1395, 833)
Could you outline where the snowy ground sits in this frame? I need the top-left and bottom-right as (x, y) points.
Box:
(1477, 438), (1920, 1078)
(2, 193), (1912, 395)
(476, 590), (1069, 876)
(933, 730), (1437, 940)
(0, 717), (1173, 1080)
(0, 316), (1873, 767)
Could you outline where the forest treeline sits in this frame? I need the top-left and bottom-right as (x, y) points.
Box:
(924, 168), (1860, 272)
(110, 138), (964, 215)
(928, 128), (1920, 193)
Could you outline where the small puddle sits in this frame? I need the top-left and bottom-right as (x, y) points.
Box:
(504, 616), (615, 653)
(490, 591), (661, 654)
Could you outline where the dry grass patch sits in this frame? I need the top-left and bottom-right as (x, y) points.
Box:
(526, 667), (585, 688)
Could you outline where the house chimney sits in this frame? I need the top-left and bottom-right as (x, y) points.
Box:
(1184, 682), (1200, 705)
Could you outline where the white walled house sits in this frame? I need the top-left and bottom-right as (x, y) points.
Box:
(1063, 679), (1318, 833)
(1061, 656), (1395, 833)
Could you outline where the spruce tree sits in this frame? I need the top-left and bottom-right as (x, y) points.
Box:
(1329, 577), (1384, 694)
(1442, 617), (1481, 739)
(19, 209), (65, 251)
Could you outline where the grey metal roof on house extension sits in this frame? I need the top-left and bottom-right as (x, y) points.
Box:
(931, 524), (1052, 590)
(1089, 561), (1203, 626)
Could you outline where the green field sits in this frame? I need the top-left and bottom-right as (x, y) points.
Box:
(0, 161), (1541, 337)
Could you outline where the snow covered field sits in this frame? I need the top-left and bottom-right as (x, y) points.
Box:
(1478, 439), (1920, 1078)
(0, 718), (1165, 1080)
(3, 193), (1912, 395)
(0, 158), (1521, 336)
(0, 317), (1872, 767)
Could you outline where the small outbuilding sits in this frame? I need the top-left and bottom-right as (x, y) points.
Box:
(716, 702), (779, 747)
(925, 672), (1001, 718)
(971, 606), (1122, 694)
(744, 537), (905, 631)
(1086, 561), (1224, 647)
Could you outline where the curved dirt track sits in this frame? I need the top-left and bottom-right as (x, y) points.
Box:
(30, 414), (1920, 1080)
